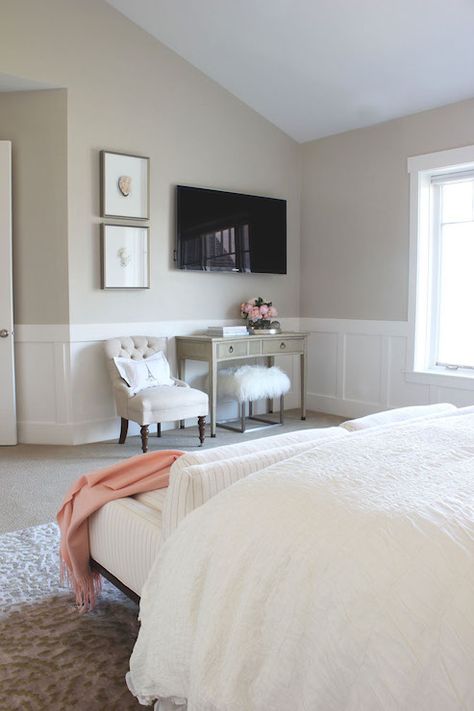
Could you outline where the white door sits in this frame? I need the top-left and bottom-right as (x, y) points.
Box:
(0, 141), (16, 445)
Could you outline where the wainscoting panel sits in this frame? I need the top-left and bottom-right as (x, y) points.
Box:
(430, 386), (474, 408)
(306, 332), (338, 398)
(343, 333), (383, 405)
(386, 336), (430, 408)
(69, 341), (116, 423)
(15, 342), (58, 423)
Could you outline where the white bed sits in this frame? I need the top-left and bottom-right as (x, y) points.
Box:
(89, 426), (348, 597)
(89, 402), (460, 597)
(122, 406), (473, 711)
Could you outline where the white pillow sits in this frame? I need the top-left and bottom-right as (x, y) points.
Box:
(113, 351), (174, 394)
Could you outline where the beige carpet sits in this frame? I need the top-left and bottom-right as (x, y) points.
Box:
(0, 410), (342, 534)
(0, 522), (141, 710)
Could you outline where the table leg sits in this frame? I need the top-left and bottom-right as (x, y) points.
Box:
(178, 356), (185, 381)
(209, 356), (218, 437)
(178, 356), (185, 429)
(300, 351), (306, 420)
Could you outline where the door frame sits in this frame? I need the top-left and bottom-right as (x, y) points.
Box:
(0, 140), (17, 445)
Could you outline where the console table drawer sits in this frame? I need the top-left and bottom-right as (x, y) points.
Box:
(217, 341), (248, 359)
(262, 339), (303, 355)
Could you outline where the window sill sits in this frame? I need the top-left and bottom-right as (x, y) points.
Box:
(405, 368), (474, 391)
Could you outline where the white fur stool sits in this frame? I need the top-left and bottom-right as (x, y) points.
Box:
(217, 364), (291, 433)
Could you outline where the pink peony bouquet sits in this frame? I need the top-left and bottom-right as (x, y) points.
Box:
(240, 297), (278, 329)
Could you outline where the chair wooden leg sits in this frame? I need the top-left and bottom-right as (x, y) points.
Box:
(198, 416), (206, 446)
(280, 394), (285, 424)
(140, 425), (149, 453)
(157, 422), (161, 437)
(119, 418), (128, 444)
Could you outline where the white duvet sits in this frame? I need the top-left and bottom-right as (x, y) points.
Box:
(127, 415), (474, 711)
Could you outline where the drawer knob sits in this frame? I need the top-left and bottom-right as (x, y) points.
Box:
(229, 345), (234, 353)
(280, 342), (286, 349)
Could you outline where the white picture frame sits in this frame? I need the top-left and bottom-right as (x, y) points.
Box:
(101, 150), (149, 220)
(101, 224), (150, 289)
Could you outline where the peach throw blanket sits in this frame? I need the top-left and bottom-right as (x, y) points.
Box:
(57, 449), (184, 611)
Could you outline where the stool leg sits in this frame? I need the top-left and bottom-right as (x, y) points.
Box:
(267, 356), (274, 413)
(249, 401), (253, 417)
(157, 422), (161, 438)
(280, 395), (284, 424)
(240, 402), (246, 433)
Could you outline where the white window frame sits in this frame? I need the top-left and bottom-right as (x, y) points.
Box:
(407, 144), (474, 391)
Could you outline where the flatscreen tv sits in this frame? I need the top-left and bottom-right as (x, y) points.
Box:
(176, 185), (287, 273)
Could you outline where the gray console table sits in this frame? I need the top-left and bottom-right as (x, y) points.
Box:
(176, 332), (307, 437)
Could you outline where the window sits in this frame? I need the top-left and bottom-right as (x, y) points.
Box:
(408, 146), (474, 383)
(432, 174), (474, 369)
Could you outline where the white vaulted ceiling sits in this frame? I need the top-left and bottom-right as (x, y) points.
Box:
(105, 0), (474, 142)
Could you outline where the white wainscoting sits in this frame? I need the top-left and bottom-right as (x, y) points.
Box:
(301, 318), (474, 418)
(14, 318), (301, 445)
(15, 316), (474, 445)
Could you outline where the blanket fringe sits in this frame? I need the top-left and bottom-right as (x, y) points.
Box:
(60, 557), (102, 612)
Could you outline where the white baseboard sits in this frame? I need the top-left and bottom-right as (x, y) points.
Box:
(17, 421), (77, 446)
(17, 417), (130, 446)
(17, 417), (209, 446)
(306, 394), (378, 420)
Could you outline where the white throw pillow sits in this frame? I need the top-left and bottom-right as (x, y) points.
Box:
(113, 351), (174, 394)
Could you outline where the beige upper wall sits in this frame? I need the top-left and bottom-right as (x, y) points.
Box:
(0, 0), (301, 325)
(301, 97), (474, 321)
(0, 89), (68, 324)
(5, 0), (472, 327)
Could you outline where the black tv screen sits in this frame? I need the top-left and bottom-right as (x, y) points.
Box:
(176, 185), (287, 273)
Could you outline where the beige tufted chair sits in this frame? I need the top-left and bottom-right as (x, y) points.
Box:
(104, 336), (208, 453)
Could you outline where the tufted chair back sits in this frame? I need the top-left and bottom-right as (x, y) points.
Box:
(104, 335), (169, 389)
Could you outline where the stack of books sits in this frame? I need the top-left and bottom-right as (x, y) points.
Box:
(207, 325), (248, 337)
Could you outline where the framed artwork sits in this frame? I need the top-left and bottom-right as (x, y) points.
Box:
(101, 150), (150, 219)
(101, 224), (150, 289)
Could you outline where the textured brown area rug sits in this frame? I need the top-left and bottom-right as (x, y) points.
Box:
(0, 523), (142, 710)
